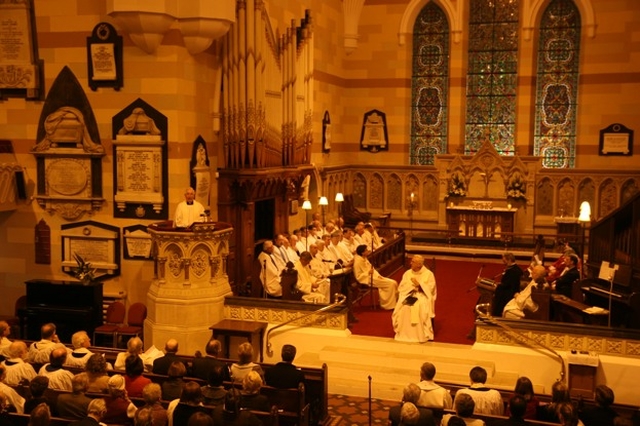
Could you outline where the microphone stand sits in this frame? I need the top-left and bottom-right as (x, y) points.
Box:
(263, 259), (267, 299)
(607, 271), (616, 328)
(368, 375), (372, 426)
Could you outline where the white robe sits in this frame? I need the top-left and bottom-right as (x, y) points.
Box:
(294, 260), (329, 303)
(174, 200), (205, 228)
(257, 251), (282, 297)
(392, 266), (437, 342)
(353, 255), (398, 310)
(503, 279), (539, 319)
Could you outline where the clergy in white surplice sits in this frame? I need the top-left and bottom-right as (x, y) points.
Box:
(392, 255), (437, 342)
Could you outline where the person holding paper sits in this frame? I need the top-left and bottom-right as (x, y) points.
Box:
(392, 255), (436, 342)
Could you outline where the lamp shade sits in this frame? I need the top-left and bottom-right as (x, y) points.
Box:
(301, 200), (312, 210)
(578, 201), (591, 222)
(335, 192), (344, 202)
(319, 196), (329, 206)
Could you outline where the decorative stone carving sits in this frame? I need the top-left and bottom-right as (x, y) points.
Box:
(145, 221), (234, 353)
(112, 99), (168, 219)
(60, 221), (120, 281)
(31, 67), (105, 220)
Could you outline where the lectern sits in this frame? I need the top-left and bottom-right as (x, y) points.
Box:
(568, 351), (599, 398)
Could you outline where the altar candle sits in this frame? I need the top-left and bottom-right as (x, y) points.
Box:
(507, 203), (512, 209)
(410, 193), (414, 202)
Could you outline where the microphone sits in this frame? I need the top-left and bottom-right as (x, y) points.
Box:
(475, 265), (485, 283)
(321, 259), (334, 263)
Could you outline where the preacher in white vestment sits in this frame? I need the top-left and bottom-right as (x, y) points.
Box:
(392, 255), (437, 342)
(353, 245), (398, 310)
(174, 187), (205, 228)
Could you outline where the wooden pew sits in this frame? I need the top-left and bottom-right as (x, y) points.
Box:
(439, 408), (561, 425)
(6, 413), (79, 425)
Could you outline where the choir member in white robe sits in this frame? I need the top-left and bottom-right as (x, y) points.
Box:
(392, 255), (437, 342)
(294, 252), (330, 303)
(353, 245), (398, 310)
(503, 265), (546, 319)
(257, 241), (283, 297)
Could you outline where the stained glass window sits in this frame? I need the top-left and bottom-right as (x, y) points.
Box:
(410, 2), (449, 165)
(534, 0), (580, 168)
(465, 0), (519, 155)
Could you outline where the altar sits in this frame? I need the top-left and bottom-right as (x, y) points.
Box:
(447, 204), (515, 239)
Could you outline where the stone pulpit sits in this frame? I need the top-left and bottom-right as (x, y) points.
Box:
(145, 221), (233, 354)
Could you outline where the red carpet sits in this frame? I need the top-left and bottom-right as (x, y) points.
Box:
(349, 259), (513, 345)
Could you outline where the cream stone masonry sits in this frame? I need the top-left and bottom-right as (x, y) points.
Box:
(145, 222), (233, 354)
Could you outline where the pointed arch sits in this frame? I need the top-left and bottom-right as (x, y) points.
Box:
(524, 0), (596, 40)
(387, 174), (402, 210)
(370, 173), (384, 209)
(398, 0), (462, 45)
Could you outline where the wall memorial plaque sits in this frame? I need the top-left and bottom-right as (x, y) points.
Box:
(112, 99), (168, 219)
(0, 0), (44, 99)
(123, 224), (152, 260)
(31, 67), (105, 220)
(61, 220), (121, 280)
(599, 123), (633, 156)
(86, 22), (123, 91)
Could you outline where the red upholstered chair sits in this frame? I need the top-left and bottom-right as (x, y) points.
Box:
(93, 301), (126, 348)
(116, 302), (147, 346)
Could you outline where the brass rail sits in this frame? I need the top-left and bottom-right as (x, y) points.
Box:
(265, 293), (347, 357)
(475, 303), (566, 382)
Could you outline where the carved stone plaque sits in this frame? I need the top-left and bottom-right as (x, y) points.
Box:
(123, 224), (152, 260)
(112, 99), (168, 219)
(114, 142), (164, 213)
(0, 0), (44, 99)
(61, 221), (121, 280)
(31, 67), (106, 221)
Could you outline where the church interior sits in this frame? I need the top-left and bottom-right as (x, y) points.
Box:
(1, 0), (640, 422)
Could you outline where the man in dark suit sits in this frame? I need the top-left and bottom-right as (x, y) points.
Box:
(152, 338), (186, 376)
(493, 252), (524, 316)
(264, 344), (305, 389)
(553, 253), (581, 298)
(69, 398), (107, 426)
(191, 338), (231, 382)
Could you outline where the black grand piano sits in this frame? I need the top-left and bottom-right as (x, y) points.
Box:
(579, 192), (640, 329)
(22, 279), (103, 342)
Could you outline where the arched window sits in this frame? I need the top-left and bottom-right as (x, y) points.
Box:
(464, 0), (519, 155)
(534, 0), (581, 168)
(410, 2), (449, 165)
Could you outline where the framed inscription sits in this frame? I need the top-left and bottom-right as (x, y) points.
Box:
(599, 123), (633, 156)
(86, 22), (123, 91)
(0, 0), (44, 100)
(61, 221), (121, 281)
(123, 224), (152, 260)
(112, 99), (168, 219)
(31, 67), (106, 220)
